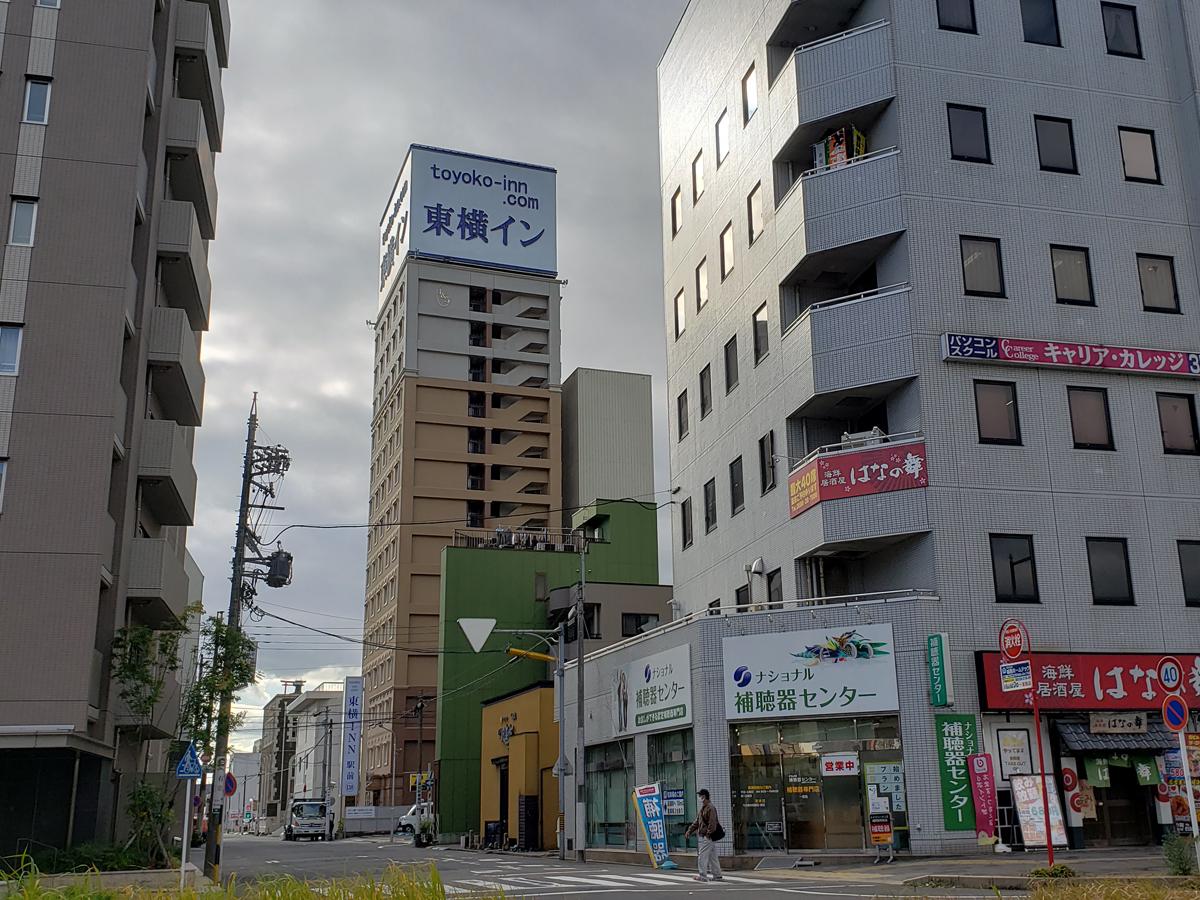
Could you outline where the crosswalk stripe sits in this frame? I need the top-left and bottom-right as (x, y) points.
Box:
(543, 874), (654, 887)
(593, 872), (706, 885)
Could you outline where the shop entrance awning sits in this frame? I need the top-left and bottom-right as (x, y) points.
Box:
(1056, 720), (1177, 753)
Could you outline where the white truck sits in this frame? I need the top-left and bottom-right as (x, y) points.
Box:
(395, 801), (434, 834)
(284, 800), (328, 841)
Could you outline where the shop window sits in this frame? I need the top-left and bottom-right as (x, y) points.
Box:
(677, 389), (689, 441)
(724, 336), (739, 392)
(1050, 245), (1093, 305)
(990, 533), (1040, 603)
(947, 104), (990, 163)
(1021, 0), (1061, 46)
(975, 380), (1022, 445)
(649, 730), (696, 851)
(960, 236), (1005, 297)
(585, 741), (634, 848)
(621, 613), (659, 637)
(1087, 537), (1134, 606)
(1119, 128), (1160, 184)
(680, 497), (693, 550)
(729, 456), (745, 515)
(696, 258), (709, 310)
(1178, 541), (1200, 608)
(699, 365), (712, 418)
(1101, 3), (1142, 58)
(1035, 116), (1078, 174)
(937, 0), (976, 33)
(1137, 254), (1179, 313)
(703, 478), (717, 533)
(692, 151), (705, 202)
(1068, 386), (1113, 450)
(1157, 392), (1199, 454)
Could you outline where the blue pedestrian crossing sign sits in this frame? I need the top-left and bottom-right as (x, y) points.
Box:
(176, 742), (203, 779)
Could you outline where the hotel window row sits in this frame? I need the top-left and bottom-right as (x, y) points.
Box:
(679, 431), (774, 551)
(939, 0), (1144, 60)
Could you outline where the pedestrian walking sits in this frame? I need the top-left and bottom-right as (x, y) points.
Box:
(684, 789), (724, 882)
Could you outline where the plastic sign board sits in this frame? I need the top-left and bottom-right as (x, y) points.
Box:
(341, 676), (364, 796)
(943, 333), (1200, 380)
(968, 753), (998, 843)
(936, 714), (978, 831)
(869, 813), (893, 846)
(787, 440), (927, 518)
(663, 788), (686, 817)
(999, 619), (1029, 661)
(611, 645), (692, 736)
(1000, 660), (1034, 693)
(223, 772), (237, 797)
(175, 742), (202, 779)
(979, 652), (1200, 710)
(927, 633), (953, 707)
(1164, 694), (1190, 733)
(344, 807), (375, 820)
(632, 783), (677, 869)
(1011, 774), (1069, 847)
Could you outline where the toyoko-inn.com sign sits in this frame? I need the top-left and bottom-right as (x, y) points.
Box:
(724, 625), (899, 720)
(379, 144), (557, 303)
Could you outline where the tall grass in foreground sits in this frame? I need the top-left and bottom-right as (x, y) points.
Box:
(1031, 881), (1200, 900)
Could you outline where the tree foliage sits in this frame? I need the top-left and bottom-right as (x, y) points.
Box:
(179, 614), (257, 755)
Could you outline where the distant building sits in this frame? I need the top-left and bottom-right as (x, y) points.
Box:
(257, 688), (301, 831)
(224, 752), (260, 833)
(288, 684), (344, 804)
(478, 683), (557, 850)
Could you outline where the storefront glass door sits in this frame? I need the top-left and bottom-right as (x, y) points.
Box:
(1083, 764), (1153, 847)
(585, 740), (634, 848)
(782, 754), (824, 849)
(648, 729), (696, 852)
(823, 770), (865, 849)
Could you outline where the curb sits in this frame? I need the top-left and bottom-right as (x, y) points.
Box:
(903, 874), (1200, 891)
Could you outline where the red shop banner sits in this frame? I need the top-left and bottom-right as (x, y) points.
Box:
(788, 441), (928, 518)
(978, 652), (1200, 711)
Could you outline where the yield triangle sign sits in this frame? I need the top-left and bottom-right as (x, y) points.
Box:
(458, 618), (497, 654)
(176, 741), (203, 779)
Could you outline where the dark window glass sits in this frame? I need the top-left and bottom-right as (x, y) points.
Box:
(1021, 0), (1061, 45)
(1051, 245), (1093, 305)
(1138, 254), (1179, 312)
(671, 188), (683, 236)
(708, 599), (722, 615)
(1178, 541), (1200, 607)
(724, 336), (739, 392)
(758, 430), (776, 493)
(720, 222), (735, 278)
(947, 104), (991, 163)
(1035, 116), (1077, 173)
(1119, 128), (1160, 183)
(622, 613), (660, 637)
(766, 568), (783, 609)
(747, 183), (764, 244)
(1158, 393), (1199, 454)
(680, 497), (693, 549)
(1068, 387), (1114, 450)
(1102, 3), (1142, 58)
(990, 534), (1040, 603)
(937, 0), (976, 33)
(696, 258), (709, 309)
(673, 289), (686, 339)
(729, 456), (745, 514)
(699, 365), (712, 418)
(753, 303), (769, 362)
(1087, 537), (1134, 606)
(734, 584), (749, 611)
(961, 236), (1005, 297)
(677, 390), (689, 441)
(703, 478), (717, 532)
(975, 380), (1022, 445)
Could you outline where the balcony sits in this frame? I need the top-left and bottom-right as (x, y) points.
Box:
(126, 537), (190, 626)
(782, 283), (915, 404)
(148, 306), (205, 426)
(197, 0), (230, 68)
(166, 97), (218, 239)
(175, 0), (224, 151)
(786, 433), (929, 556)
(137, 418), (198, 526)
(136, 151), (149, 221)
(157, 199), (211, 330)
(772, 21), (895, 156)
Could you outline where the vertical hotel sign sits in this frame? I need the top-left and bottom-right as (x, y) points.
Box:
(341, 676), (363, 797)
(788, 440), (928, 518)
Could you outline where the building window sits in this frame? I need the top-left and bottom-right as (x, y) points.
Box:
(1157, 392), (1199, 454)
(676, 389), (689, 441)
(747, 182), (764, 244)
(708, 599), (722, 615)
(734, 584), (749, 610)
(35, 0), (60, 7)
(975, 380), (1022, 445)
(680, 497), (693, 549)
(1035, 116), (1078, 174)
(696, 258), (709, 310)
(766, 568), (783, 609)
(1068, 386), (1113, 450)
(621, 613), (660, 637)
(758, 430), (776, 493)
(1087, 537), (1134, 606)
(1021, 0), (1061, 45)
(947, 104), (990, 163)
(1119, 128), (1160, 183)
(692, 151), (705, 202)
(1137, 254), (1179, 313)
(674, 288), (685, 339)
(716, 109), (730, 166)
(670, 188), (683, 237)
(937, 0), (976, 33)
(990, 534), (1040, 603)
(1178, 541), (1200, 608)
(742, 64), (758, 123)
(724, 336), (739, 392)
(699, 365), (712, 418)
(729, 456), (744, 515)
(0, 459), (6, 513)
(22, 79), (51, 125)
(0, 326), (22, 376)
(960, 236), (1005, 297)
(7, 199), (37, 247)
(1050, 245), (1093, 305)
(1101, 2), (1142, 58)
(703, 478), (717, 533)
(720, 222), (734, 279)
(752, 303), (769, 363)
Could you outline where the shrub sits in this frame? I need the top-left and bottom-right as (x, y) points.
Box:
(1164, 833), (1198, 876)
(1030, 863), (1078, 879)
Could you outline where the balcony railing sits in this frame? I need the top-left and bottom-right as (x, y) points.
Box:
(789, 430), (923, 474)
(453, 527), (583, 552)
(779, 145), (898, 209)
(782, 281), (910, 341)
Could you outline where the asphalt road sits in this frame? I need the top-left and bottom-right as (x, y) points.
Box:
(216, 833), (1012, 898)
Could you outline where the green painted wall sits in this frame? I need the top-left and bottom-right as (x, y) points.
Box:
(435, 500), (659, 837)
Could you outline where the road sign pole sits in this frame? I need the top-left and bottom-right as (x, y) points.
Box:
(180, 778), (192, 892)
(1030, 684), (1054, 867)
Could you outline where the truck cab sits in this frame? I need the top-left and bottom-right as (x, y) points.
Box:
(284, 800), (328, 841)
(396, 801), (434, 834)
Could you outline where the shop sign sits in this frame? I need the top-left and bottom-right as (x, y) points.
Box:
(1000, 660), (1033, 693)
(340, 676), (363, 797)
(1164, 748), (1196, 834)
(942, 333), (1200, 380)
(869, 813), (893, 846)
(821, 752), (860, 776)
(344, 807), (374, 820)
(764, 821), (784, 834)
(1089, 712), (1147, 734)
(968, 753), (998, 843)
(978, 652), (1200, 711)
(612, 644), (692, 736)
(1135, 755), (1161, 786)
(864, 762), (906, 813)
(997, 729), (1033, 781)
(786, 774), (821, 796)
(1011, 774), (1069, 847)
(1084, 756), (1111, 788)
(787, 441), (927, 518)
(724, 625), (899, 720)
(1078, 781), (1097, 819)
(663, 789), (686, 817)
(1061, 759), (1084, 827)
(936, 714), (978, 831)
(927, 633), (953, 707)
(632, 783), (675, 868)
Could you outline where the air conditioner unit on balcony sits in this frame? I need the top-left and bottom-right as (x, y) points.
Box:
(840, 426), (886, 449)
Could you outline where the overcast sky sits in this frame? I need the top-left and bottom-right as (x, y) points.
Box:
(190, 0), (687, 749)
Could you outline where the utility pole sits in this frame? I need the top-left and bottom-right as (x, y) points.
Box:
(574, 538), (587, 862)
(415, 696), (426, 807)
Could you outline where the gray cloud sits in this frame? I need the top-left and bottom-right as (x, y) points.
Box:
(196, 1), (686, 748)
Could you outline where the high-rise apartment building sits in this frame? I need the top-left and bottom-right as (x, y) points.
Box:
(660, 0), (1200, 853)
(0, 0), (226, 853)
(364, 145), (561, 805)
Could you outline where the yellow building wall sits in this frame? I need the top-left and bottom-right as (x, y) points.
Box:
(479, 686), (559, 848)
